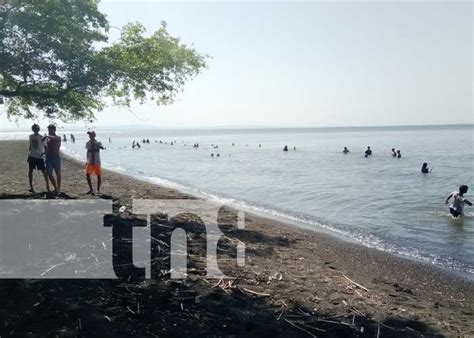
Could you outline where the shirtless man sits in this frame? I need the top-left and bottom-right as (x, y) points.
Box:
(85, 131), (105, 195)
(44, 124), (62, 193)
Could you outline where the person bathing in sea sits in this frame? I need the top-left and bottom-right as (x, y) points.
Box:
(85, 131), (105, 195)
(44, 124), (62, 194)
(364, 146), (372, 157)
(27, 124), (50, 193)
(343, 147), (350, 154)
(397, 150), (401, 158)
(421, 162), (431, 173)
(283, 145), (288, 152)
(445, 185), (472, 218)
(392, 148), (397, 157)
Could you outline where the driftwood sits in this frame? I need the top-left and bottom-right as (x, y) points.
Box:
(342, 274), (369, 292)
(239, 287), (271, 297)
(283, 318), (318, 337)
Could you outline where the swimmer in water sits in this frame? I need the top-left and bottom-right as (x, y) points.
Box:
(364, 146), (372, 157)
(397, 150), (401, 158)
(445, 185), (472, 218)
(392, 148), (397, 157)
(283, 145), (288, 152)
(343, 147), (350, 154)
(421, 162), (430, 173)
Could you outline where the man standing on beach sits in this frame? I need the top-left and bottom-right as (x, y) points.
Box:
(85, 131), (105, 195)
(27, 124), (50, 193)
(44, 124), (62, 194)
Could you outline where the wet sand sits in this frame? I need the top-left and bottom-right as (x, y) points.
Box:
(0, 140), (473, 337)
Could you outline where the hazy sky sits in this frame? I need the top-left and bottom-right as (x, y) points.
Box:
(1, 0), (472, 129)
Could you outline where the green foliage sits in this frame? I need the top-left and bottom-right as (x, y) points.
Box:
(0, 0), (207, 121)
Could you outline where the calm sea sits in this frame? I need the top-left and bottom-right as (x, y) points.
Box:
(3, 125), (473, 276)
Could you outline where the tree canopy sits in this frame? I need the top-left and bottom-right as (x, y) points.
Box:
(0, 0), (207, 121)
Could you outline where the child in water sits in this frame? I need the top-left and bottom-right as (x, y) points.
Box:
(445, 185), (472, 218)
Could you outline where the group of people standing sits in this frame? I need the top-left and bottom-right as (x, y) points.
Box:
(27, 124), (105, 196)
(342, 146), (402, 158)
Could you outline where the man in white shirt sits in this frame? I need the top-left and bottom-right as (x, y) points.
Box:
(85, 131), (105, 195)
(27, 124), (50, 193)
(445, 185), (472, 218)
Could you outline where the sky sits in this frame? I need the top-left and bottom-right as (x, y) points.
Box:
(0, 0), (472, 129)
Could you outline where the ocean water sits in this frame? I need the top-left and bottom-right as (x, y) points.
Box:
(3, 126), (474, 276)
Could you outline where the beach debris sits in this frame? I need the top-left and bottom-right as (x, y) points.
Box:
(268, 272), (283, 282)
(119, 205), (127, 213)
(239, 287), (270, 297)
(211, 278), (236, 294)
(283, 318), (320, 337)
(341, 274), (369, 292)
(212, 278), (223, 288)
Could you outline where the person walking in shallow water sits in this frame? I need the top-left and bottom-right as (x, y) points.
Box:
(343, 147), (350, 154)
(445, 185), (472, 218)
(27, 124), (50, 193)
(85, 131), (105, 195)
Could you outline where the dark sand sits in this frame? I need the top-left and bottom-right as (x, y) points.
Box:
(0, 140), (472, 337)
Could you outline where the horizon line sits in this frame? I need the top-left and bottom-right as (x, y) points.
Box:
(1, 122), (473, 132)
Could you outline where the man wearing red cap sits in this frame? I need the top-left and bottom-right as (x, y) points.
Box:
(85, 131), (105, 195)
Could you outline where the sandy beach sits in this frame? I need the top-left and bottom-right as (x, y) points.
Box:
(0, 140), (473, 337)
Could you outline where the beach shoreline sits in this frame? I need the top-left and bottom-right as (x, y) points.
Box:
(61, 140), (473, 281)
(1, 140), (473, 336)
